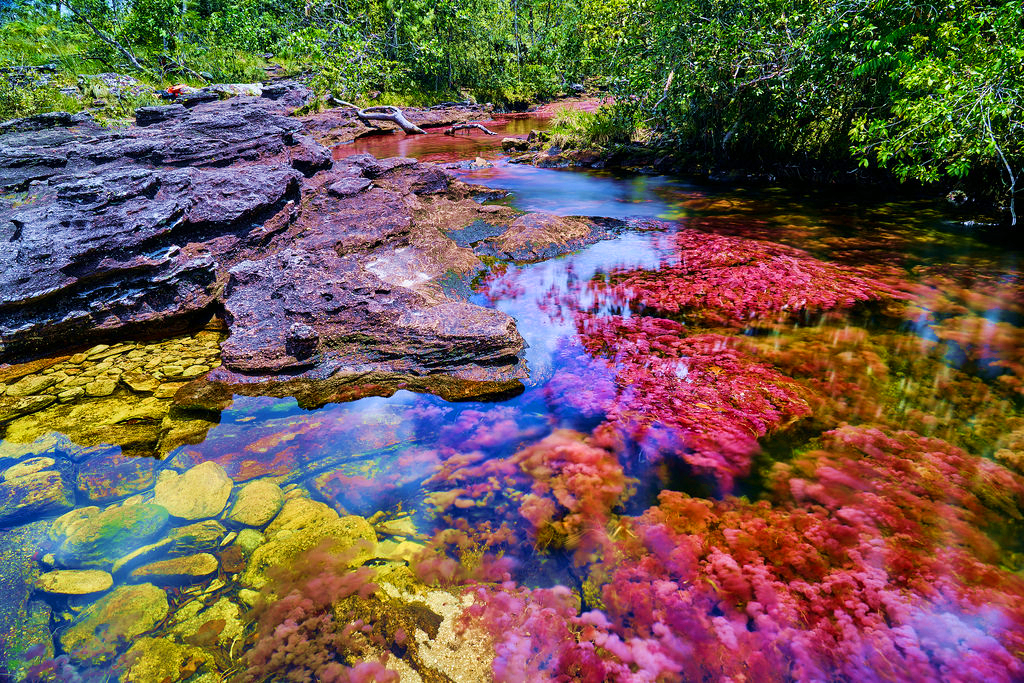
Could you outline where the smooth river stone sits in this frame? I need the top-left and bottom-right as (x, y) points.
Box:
(35, 569), (112, 595)
(241, 497), (376, 589)
(227, 479), (284, 527)
(59, 583), (168, 659)
(152, 461), (232, 520)
(112, 520), (227, 575)
(0, 462), (74, 527)
(57, 503), (169, 569)
(130, 553), (219, 583)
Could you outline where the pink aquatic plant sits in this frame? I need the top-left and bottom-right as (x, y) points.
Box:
(547, 315), (812, 491)
(461, 426), (1024, 682)
(242, 540), (397, 683)
(593, 229), (906, 325)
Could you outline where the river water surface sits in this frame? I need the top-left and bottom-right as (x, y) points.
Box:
(3, 113), (1024, 681)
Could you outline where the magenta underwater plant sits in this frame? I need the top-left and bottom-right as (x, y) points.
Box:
(242, 540), (397, 683)
(459, 426), (1024, 682)
(593, 229), (906, 325)
(546, 315), (812, 491)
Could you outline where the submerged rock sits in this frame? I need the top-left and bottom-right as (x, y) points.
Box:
(130, 552), (219, 582)
(227, 479), (284, 527)
(59, 583), (168, 659)
(112, 520), (227, 575)
(153, 461), (233, 520)
(0, 458), (75, 527)
(57, 503), (170, 569)
(240, 497), (376, 588)
(169, 596), (245, 647)
(120, 637), (214, 683)
(35, 568), (113, 595)
(0, 521), (50, 675)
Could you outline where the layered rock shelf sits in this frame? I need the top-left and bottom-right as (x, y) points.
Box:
(0, 85), (616, 410)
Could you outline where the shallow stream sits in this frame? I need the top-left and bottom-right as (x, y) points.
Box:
(3, 111), (1024, 681)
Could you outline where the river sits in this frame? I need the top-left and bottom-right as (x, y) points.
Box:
(3, 110), (1024, 681)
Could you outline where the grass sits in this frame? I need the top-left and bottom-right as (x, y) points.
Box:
(548, 106), (631, 148)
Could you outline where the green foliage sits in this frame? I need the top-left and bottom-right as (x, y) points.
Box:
(589, 0), (1023, 218)
(0, 74), (82, 121)
(549, 106), (630, 148)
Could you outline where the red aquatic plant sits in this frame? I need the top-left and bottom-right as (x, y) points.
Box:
(422, 430), (634, 559)
(592, 229), (906, 325)
(242, 540), (397, 683)
(462, 426), (1024, 682)
(547, 315), (812, 491)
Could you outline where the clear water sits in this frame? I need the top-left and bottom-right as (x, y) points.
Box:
(4, 118), (1024, 681)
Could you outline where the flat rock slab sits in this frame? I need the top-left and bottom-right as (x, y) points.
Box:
(35, 569), (113, 595)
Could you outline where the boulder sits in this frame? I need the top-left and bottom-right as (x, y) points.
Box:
(57, 503), (170, 569)
(227, 479), (284, 527)
(287, 132), (333, 176)
(501, 137), (530, 152)
(152, 461), (233, 520)
(60, 583), (168, 659)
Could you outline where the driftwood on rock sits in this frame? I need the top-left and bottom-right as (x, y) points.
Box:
(444, 123), (497, 136)
(335, 100), (426, 135)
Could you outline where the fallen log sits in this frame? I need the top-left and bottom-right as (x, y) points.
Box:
(335, 100), (426, 135)
(444, 123), (497, 136)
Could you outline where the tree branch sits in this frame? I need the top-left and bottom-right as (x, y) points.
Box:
(336, 100), (426, 135)
(444, 123), (497, 136)
(63, 0), (153, 77)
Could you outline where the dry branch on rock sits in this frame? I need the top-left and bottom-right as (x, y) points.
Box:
(334, 100), (426, 135)
(445, 123), (497, 136)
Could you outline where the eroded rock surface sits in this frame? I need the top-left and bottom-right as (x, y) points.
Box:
(0, 93), (536, 402)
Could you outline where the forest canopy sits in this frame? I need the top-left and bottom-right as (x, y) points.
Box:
(1, 0), (1021, 216)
